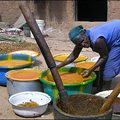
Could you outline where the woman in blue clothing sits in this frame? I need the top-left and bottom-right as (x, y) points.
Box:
(57, 19), (120, 91)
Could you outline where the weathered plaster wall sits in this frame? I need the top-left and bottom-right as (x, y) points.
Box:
(0, 0), (120, 29)
(34, 0), (74, 29)
(0, 1), (21, 25)
(0, 1), (74, 29)
(108, 0), (120, 20)
(0, 1), (35, 25)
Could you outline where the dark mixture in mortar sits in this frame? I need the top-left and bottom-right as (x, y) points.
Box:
(57, 94), (105, 116)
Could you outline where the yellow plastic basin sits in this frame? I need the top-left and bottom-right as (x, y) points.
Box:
(54, 53), (88, 63)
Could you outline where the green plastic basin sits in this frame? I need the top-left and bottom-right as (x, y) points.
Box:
(39, 67), (96, 101)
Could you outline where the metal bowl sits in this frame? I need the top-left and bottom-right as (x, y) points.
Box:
(6, 68), (43, 96)
(8, 91), (51, 117)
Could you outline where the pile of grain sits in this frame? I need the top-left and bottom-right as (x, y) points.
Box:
(0, 41), (40, 54)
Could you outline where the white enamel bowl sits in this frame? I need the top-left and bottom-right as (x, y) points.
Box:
(9, 91), (51, 117)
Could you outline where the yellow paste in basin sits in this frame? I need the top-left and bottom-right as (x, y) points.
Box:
(44, 72), (92, 84)
(76, 62), (96, 69)
(7, 69), (41, 81)
(0, 60), (31, 67)
(54, 54), (87, 62)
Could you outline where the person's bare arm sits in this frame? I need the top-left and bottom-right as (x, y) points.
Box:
(82, 37), (108, 77)
(57, 45), (83, 69)
(90, 37), (108, 71)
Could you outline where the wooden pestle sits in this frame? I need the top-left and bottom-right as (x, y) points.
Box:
(99, 81), (120, 114)
(19, 3), (76, 114)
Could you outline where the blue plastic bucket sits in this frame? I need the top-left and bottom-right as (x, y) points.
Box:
(0, 54), (35, 86)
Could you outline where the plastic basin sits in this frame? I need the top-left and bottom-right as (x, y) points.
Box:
(54, 53), (88, 68)
(9, 50), (40, 57)
(39, 67), (96, 101)
(0, 54), (35, 86)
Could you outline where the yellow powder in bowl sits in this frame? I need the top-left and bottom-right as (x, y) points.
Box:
(0, 60), (31, 68)
(6, 69), (41, 81)
(54, 53), (87, 63)
(76, 62), (96, 69)
(18, 100), (39, 107)
(44, 72), (92, 84)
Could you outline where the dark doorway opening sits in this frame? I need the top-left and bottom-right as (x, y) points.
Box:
(75, 0), (107, 21)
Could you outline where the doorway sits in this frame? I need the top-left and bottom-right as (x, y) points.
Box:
(75, 0), (107, 21)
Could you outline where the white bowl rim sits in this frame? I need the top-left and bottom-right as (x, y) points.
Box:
(96, 90), (120, 98)
(96, 90), (120, 116)
(8, 91), (51, 107)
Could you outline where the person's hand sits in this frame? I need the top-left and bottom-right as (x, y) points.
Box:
(81, 69), (91, 77)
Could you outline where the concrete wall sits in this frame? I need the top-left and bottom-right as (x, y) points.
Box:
(0, 0), (73, 29)
(33, 1), (74, 29)
(108, 0), (120, 20)
(0, 0), (120, 29)
(0, 1), (35, 25)
(0, 1), (21, 24)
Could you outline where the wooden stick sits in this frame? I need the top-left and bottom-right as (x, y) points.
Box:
(99, 82), (120, 114)
(19, 3), (68, 99)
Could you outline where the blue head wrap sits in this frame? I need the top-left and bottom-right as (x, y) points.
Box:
(69, 25), (84, 41)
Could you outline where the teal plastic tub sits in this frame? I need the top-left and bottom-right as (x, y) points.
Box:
(0, 54), (35, 86)
(40, 67), (96, 101)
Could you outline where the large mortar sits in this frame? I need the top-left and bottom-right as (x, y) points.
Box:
(53, 93), (113, 120)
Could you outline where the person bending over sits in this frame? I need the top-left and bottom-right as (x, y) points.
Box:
(57, 19), (120, 90)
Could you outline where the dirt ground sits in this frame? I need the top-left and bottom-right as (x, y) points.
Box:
(0, 25), (99, 119)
